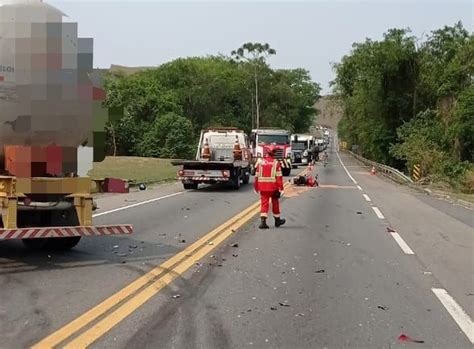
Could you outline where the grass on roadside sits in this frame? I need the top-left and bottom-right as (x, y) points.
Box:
(88, 156), (177, 184)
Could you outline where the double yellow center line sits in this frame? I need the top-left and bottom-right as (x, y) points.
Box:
(33, 169), (308, 348)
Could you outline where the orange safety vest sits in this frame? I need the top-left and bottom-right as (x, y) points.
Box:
(254, 157), (284, 192)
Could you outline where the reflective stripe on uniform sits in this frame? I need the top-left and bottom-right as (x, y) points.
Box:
(257, 161), (278, 182)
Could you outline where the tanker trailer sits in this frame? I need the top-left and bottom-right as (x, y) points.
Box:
(0, 0), (132, 249)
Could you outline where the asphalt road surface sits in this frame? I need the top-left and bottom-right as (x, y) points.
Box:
(0, 141), (472, 349)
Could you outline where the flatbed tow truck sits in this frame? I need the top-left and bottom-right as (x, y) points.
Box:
(172, 128), (252, 190)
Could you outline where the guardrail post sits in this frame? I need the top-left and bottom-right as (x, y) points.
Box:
(412, 164), (422, 181)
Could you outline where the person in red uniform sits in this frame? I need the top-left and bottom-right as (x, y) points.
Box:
(254, 145), (286, 229)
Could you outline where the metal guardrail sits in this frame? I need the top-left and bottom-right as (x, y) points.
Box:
(346, 151), (414, 184)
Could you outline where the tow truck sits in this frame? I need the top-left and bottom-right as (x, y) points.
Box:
(172, 128), (252, 190)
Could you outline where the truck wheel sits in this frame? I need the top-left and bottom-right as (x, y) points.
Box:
(22, 238), (48, 250)
(242, 171), (250, 185)
(232, 176), (241, 190)
(282, 168), (291, 176)
(45, 237), (82, 250)
(183, 183), (198, 190)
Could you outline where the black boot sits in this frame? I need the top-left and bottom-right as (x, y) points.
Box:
(275, 217), (286, 227)
(259, 217), (269, 229)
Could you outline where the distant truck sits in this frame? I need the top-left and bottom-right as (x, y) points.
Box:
(291, 134), (315, 166)
(249, 128), (292, 176)
(172, 128), (252, 190)
(0, 0), (132, 250)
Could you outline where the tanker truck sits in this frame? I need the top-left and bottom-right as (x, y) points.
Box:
(0, 0), (132, 249)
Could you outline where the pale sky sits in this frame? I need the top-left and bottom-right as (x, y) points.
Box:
(50, 0), (473, 93)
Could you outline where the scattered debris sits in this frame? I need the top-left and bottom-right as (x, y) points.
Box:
(398, 334), (424, 343)
(295, 313), (305, 317)
(356, 211), (362, 215)
(222, 258), (227, 261)
(172, 294), (181, 299)
(195, 262), (203, 267)
(467, 293), (474, 296)
(179, 239), (186, 243)
(225, 201), (231, 204)
(377, 305), (388, 311)
(230, 243), (239, 248)
(346, 243), (351, 246)
(247, 309), (252, 312)
(270, 306), (277, 311)
(112, 245), (119, 249)
(422, 271), (432, 275)
(252, 297), (257, 300)
(279, 302), (290, 307)
(208, 241), (214, 245)
(217, 264), (223, 267)
(117, 253), (127, 257)
(314, 269), (325, 273)
(121, 260), (126, 264)
(232, 254), (238, 257)
(129, 245), (138, 249)
(386, 226), (396, 233)
(160, 233), (167, 236)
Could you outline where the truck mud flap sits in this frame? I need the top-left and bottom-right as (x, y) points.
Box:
(279, 159), (292, 169)
(0, 224), (133, 240)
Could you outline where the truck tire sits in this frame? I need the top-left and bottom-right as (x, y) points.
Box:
(183, 183), (198, 190)
(22, 208), (82, 250)
(242, 170), (250, 185)
(231, 176), (241, 190)
(282, 167), (291, 176)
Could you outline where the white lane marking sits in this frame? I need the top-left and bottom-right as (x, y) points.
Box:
(93, 192), (184, 218)
(357, 185), (363, 191)
(432, 288), (474, 344)
(363, 194), (372, 202)
(336, 151), (358, 185)
(372, 206), (385, 219)
(390, 232), (415, 254)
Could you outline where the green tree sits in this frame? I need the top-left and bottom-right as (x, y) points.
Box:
(231, 42), (276, 128)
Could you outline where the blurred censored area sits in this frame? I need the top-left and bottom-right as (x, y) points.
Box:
(0, 0), (115, 177)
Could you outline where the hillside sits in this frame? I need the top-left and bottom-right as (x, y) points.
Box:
(314, 95), (343, 130)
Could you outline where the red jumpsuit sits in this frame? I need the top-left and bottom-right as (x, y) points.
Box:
(254, 157), (284, 218)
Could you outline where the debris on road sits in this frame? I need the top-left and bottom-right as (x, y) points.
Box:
(314, 269), (325, 273)
(172, 294), (181, 299)
(377, 305), (388, 311)
(179, 239), (186, 243)
(112, 245), (119, 249)
(422, 271), (432, 275)
(270, 306), (277, 311)
(230, 243), (239, 248)
(398, 334), (424, 343)
(232, 254), (238, 257)
(295, 313), (305, 317)
(117, 253), (127, 257)
(386, 226), (396, 233)
(209, 241), (214, 245)
(129, 245), (138, 249)
(356, 211), (362, 215)
(279, 302), (290, 307)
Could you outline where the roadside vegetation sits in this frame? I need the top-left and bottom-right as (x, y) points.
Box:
(333, 22), (473, 193)
(89, 157), (176, 184)
(102, 43), (321, 160)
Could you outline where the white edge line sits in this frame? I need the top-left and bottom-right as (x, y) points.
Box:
(93, 192), (184, 218)
(391, 232), (415, 255)
(432, 288), (474, 344)
(357, 185), (363, 191)
(372, 206), (385, 219)
(363, 194), (372, 202)
(336, 151), (358, 185)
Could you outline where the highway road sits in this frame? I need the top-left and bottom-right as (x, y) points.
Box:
(0, 142), (472, 349)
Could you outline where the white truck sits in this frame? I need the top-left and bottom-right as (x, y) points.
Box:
(291, 134), (315, 166)
(172, 128), (252, 190)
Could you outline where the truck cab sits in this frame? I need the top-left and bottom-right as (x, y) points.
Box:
(291, 134), (315, 166)
(249, 128), (292, 176)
